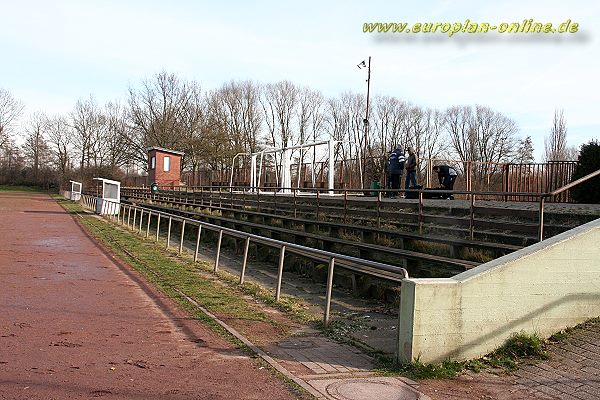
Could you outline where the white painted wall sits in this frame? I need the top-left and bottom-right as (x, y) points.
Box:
(398, 218), (600, 363)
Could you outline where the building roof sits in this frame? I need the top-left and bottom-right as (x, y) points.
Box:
(92, 177), (121, 185)
(147, 147), (185, 156)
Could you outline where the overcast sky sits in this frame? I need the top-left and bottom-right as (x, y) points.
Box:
(1, 0), (598, 160)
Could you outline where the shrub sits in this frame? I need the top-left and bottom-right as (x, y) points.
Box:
(570, 140), (600, 204)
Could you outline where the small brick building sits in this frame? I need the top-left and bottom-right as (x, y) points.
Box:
(147, 147), (184, 188)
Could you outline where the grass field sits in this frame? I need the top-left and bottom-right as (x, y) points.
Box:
(0, 185), (44, 192)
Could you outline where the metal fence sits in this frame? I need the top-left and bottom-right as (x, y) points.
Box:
(502, 161), (577, 202)
(79, 194), (408, 327)
(121, 159), (578, 203)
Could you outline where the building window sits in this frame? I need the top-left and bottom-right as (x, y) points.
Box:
(151, 156), (156, 170)
(164, 156), (170, 172)
(103, 182), (119, 200)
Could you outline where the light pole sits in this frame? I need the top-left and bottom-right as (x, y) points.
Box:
(358, 56), (372, 188)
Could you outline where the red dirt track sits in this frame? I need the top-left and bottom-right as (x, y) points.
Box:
(0, 192), (297, 399)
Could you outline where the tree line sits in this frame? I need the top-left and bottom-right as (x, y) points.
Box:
(0, 71), (576, 188)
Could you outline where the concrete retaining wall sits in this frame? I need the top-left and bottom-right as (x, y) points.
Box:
(398, 218), (600, 363)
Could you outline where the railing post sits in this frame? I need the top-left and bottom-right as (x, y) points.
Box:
(538, 196), (546, 242)
(275, 245), (286, 301)
(166, 216), (172, 249)
(293, 188), (297, 219)
(377, 191), (382, 228)
(139, 209), (144, 233)
(240, 236), (251, 285)
(469, 193), (475, 240)
(179, 220), (186, 254)
(324, 257), (335, 328)
(344, 190), (348, 224)
(127, 207), (131, 228)
(133, 208), (137, 230)
(214, 230), (223, 271)
(156, 214), (161, 241)
(146, 212), (151, 238)
(418, 190), (424, 234)
(316, 190), (320, 220)
(194, 225), (202, 262)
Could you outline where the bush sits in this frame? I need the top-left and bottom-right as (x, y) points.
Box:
(571, 141), (600, 204)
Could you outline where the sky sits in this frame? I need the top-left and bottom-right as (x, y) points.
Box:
(1, 0), (598, 161)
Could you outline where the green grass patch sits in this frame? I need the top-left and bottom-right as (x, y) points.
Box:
(373, 331), (549, 379)
(374, 354), (465, 380)
(477, 332), (547, 371)
(0, 185), (43, 192)
(549, 317), (600, 343)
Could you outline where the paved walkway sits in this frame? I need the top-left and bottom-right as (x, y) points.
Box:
(417, 320), (600, 399)
(0, 192), (297, 399)
(513, 320), (600, 400)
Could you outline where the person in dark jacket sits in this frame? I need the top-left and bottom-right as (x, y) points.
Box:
(432, 164), (458, 199)
(404, 147), (418, 189)
(387, 146), (405, 196)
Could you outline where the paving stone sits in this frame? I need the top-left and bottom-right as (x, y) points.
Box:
(572, 390), (600, 400)
(558, 393), (585, 400)
(301, 361), (327, 374)
(536, 384), (563, 398)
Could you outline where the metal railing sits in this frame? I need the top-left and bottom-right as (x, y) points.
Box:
(79, 194), (409, 328)
(125, 168), (600, 243)
(124, 185), (543, 241)
(537, 168), (600, 241)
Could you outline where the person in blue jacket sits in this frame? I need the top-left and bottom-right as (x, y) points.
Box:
(387, 146), (405, 197)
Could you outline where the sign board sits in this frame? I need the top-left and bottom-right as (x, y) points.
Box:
(70, 180), (82, 201)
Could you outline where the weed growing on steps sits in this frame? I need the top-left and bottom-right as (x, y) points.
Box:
(375, 331), (548, 379)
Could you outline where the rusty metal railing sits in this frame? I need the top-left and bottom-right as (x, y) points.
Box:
(78, 194), (408, 328)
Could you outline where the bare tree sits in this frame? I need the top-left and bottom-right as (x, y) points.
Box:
(295, 87), (326, 165)
(46, 115), (73, 177)
(473, 105), (518, 173)
(22, 112), (51, 183)
(445, 105), (477, 165)
(104, 101), (132, 173)
(544, 109), (569, 161)
(127, 71), (202, 169)
(421, 108), (448, 162)
(444, 104), (518, 191)
(217, 80), (263, 155)
(373, 96), (407, 154)
(261, 81), (298, 149)
(70, 96), (102, 170)
(445, 105), (518, 165)
(0, 88), (24, 149)
(260, 81), (299, 175)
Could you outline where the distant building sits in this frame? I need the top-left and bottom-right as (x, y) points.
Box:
(147, 147), (184, 188)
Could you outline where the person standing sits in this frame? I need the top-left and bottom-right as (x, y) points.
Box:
(405, 147), (418, 189)
(387, 146), (405, 197)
